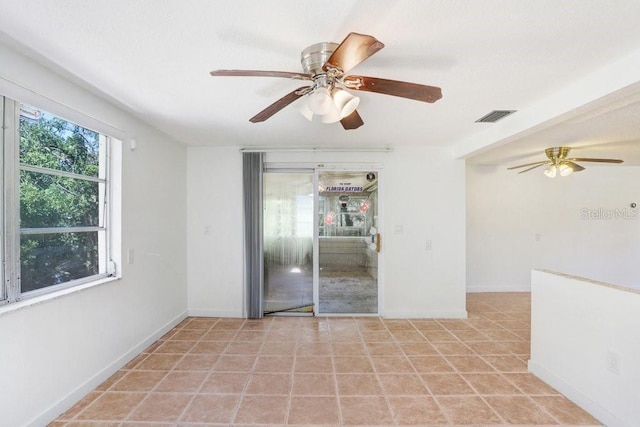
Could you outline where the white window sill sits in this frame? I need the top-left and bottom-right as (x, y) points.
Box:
(0, 275), (120, 317)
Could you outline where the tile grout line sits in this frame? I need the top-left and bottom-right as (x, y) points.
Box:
(330, 317), (346, 426)
(366, 317), (402, 426)
(232, 316), (274, 425)
(467, 305), (532, 425)
(407, 318), (456, 426)
(281, 318), (300, 426)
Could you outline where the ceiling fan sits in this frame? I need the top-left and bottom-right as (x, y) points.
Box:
(507, 146), (624, 177)
(210, 32), (442, 130)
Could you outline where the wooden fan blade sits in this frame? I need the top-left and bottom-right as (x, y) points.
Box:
(344, 75), (442, 103)
(210, 69), (311, 80)
(340, 110), (364, 130)
(507, 161), (549, 170)
(518, 163), (548, 174)
(568, 157), (624, 163)
(323, 33), (385, 74)
(249, 86), (310, 123)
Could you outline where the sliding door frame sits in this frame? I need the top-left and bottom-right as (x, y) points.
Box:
(261, 161), (384, 317)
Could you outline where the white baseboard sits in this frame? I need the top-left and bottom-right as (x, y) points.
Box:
(188, 308), (244, 317)
(528, 360), (628, 427)
(467, 284), (531, 293)
(30, 311), (188, 427)
(382, 309), (468, 319)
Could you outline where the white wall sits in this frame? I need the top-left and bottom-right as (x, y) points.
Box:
(0, 41), (187, 426)
(187, 146), (245, 317)
(186, 146), (467, 319)
(383, 147), (466, 317)
(530, 270), (640, 427)
(467, 164), (640, 292)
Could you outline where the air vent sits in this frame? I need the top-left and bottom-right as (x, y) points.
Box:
(475, 110), (517, 123)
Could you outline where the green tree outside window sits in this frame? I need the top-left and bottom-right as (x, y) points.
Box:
(19, 110), (102, 292)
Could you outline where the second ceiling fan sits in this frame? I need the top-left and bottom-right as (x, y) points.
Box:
(210, 32), (442, 130)
(508, 147), (623, 177)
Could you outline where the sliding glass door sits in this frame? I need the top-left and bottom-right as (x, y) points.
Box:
(258, 167), (380, 316)
(317, 171), (379, 314)
(263, 171), (314, 314)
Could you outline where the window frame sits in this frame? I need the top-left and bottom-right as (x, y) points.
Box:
(1, 96), (117, 305)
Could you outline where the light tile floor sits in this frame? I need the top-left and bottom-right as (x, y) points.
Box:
(51, 293), (602, 426)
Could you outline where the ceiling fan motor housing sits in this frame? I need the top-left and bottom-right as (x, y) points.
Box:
(301, 42), (339, 77)
(545, 146), (571, 162)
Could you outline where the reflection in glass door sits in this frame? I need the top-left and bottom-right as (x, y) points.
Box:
(263, 172), (314, 314)
(317, 171), (379, 313)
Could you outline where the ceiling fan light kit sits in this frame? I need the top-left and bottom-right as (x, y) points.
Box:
(307, 86), (334, 115)
(332, 88), (360, 117)
(543, 163), (573, 178)
(210, 32), (442, 130)
(558, 163), (575, 176)
(302, 87), (360, 123)
(508, 146), (623, 178)
(543, 164), (558, 178)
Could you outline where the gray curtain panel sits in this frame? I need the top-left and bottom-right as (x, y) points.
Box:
(243, 152), (264, 318)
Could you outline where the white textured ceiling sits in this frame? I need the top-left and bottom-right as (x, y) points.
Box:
(1, 0), (639, 164)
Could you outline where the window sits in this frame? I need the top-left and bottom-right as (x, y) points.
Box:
(1, 96), (116, 304)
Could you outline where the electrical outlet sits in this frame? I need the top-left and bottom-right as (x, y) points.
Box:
(607, 350), (621, 375)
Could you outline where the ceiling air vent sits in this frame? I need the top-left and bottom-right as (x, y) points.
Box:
(475, 110), (517, 123)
